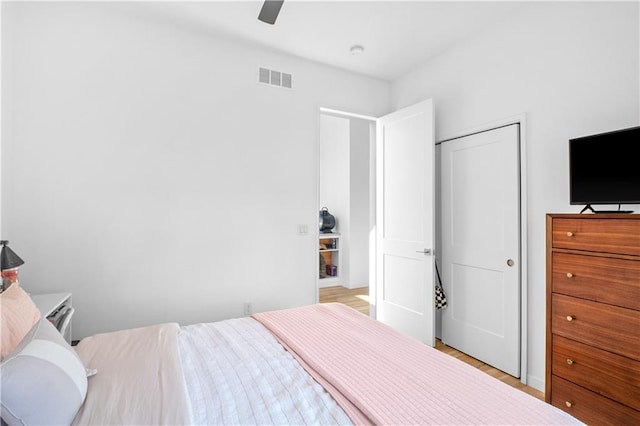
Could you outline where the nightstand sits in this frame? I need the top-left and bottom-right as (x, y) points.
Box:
(31, 292), (73, 344)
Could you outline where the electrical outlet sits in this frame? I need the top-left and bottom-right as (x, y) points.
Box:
(243, 302), (253, 316)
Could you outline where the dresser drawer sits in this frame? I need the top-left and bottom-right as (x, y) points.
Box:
(551, 375), (640, 424)
(552, 294), (640, 361)
(552, 218), (640, 256)
(552, 252), (640, 310)
(552, 335), (640, 410)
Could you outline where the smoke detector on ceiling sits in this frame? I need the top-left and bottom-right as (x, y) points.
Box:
(350, 45), (365, 55)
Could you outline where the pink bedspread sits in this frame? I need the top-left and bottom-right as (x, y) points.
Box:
(253, 303), (579, 425)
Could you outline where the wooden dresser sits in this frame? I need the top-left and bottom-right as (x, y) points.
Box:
(546, 214), (640, 424)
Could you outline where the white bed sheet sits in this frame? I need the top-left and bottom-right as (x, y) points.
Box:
(178, 317), (352, 425)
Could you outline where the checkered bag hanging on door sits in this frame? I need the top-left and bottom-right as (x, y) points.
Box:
(435, 260), (447, 309)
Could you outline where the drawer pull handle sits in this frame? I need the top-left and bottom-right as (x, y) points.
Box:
(566, 359), (574, 365)
(566, 232), (574, 237)
(566, 272), (574, 278)
(566, 315), (574, 321)
(565, 401), (573, 408)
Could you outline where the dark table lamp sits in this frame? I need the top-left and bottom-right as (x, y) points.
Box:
(1, 240), (25, 292)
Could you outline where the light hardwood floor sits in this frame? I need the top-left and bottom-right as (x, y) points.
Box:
(319, 285), (544, 401)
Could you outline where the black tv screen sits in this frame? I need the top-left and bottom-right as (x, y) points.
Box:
(569, 126), (640, 205)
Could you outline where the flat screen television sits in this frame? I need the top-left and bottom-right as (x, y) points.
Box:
(569, 125), (640, 212)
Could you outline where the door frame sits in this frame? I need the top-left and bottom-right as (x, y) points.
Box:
(437, 113), (528, 385)
(315, 107), (377, 316)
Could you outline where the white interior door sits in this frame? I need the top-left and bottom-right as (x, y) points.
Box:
(441, 124), (520, 376)
(376, 99), (435, 346)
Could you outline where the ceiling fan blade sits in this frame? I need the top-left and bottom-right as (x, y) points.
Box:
(258, 0), (284, 25)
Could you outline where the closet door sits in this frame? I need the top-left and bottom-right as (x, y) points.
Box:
(441, 124), (520, 376)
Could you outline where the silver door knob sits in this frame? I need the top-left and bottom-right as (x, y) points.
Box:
(416, 249), (432, 255)
(506, 259), (515, 267)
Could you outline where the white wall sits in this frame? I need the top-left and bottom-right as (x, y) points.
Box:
(1, 2), (390, 339)
(0, 5), (3, 241)
(319, 113), (374, 288)
(319, 115), (350, 235)
(391, 1), (639, 390)
(319, 114), (350, 285)
(349, 118), (370, 287)
(319, 114), (372, 289)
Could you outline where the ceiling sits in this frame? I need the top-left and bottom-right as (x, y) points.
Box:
(117, 1), (538, 81)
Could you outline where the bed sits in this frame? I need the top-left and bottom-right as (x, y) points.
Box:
(1, 284), (581, 425)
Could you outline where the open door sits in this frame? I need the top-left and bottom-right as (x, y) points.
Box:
(375, 99), (435, 346)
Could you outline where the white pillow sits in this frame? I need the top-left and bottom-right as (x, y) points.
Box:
(1, 319), (87, 425)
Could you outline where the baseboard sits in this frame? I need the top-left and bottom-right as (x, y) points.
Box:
(527, 374), (545, 393)
(318, 278), (341, 288)
(344, 282), (369, 290)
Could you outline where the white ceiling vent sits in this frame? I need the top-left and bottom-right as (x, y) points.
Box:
(258, 67), (293, 89)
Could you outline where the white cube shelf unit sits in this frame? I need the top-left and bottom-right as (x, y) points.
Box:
(319, 233), (341, 287)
